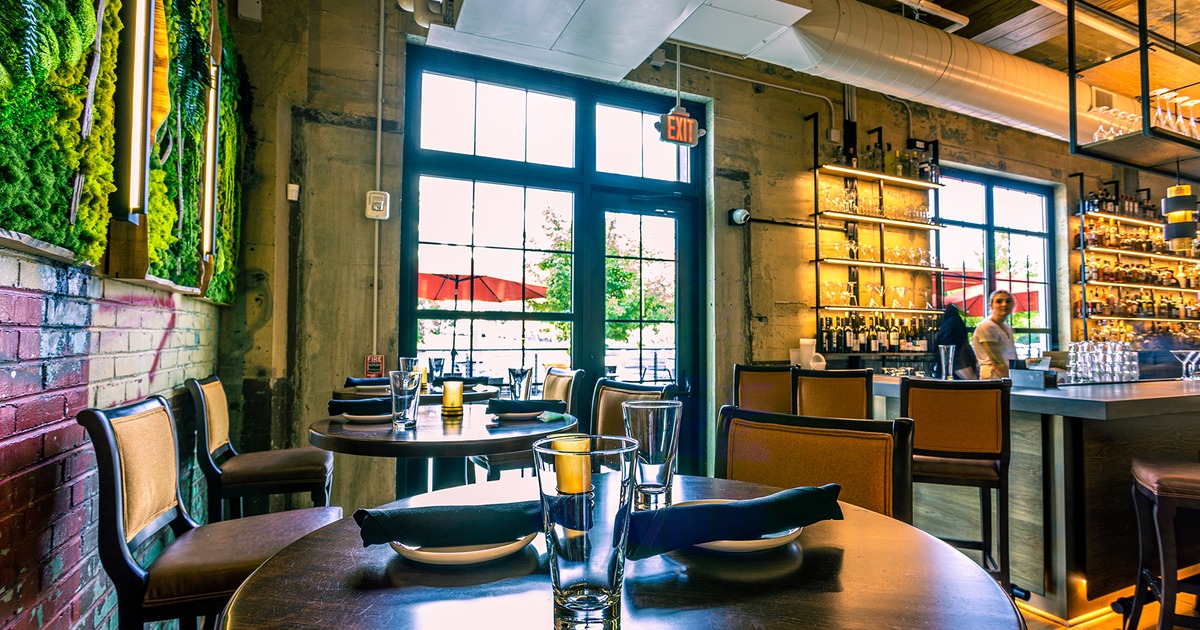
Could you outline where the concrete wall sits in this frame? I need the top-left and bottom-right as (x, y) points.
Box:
(225, 2), (1177, 505)
(0, 249), (218, 630)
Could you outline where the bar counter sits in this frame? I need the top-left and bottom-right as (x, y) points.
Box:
(874, 375), (1200, 623)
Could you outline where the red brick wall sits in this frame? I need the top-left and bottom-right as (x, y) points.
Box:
(0, 253), (218, 630)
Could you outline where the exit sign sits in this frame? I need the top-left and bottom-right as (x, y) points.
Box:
(656, 108), (704, 147)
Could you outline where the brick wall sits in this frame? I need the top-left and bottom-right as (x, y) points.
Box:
(0, 249), (218, 630)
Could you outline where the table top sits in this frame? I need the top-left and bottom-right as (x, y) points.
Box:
(222, 476), (1024, 630)
(874, 374), (1200, 420)
(310, 404), (577, 458)
(332, 384), (500, 404)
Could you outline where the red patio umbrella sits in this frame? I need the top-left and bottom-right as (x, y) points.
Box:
(943, 283), (1040, 317)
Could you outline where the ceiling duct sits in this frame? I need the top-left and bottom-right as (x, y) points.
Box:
(750, 0), (1130, 141)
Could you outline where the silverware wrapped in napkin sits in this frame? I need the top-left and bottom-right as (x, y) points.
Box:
(485, 399), (567, 415)
(353, 484), (843, 559)
(328, 398), (390, 416)
(345, 376), (389, 388)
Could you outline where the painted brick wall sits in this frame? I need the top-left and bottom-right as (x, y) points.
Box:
(0, 250), (218, 630)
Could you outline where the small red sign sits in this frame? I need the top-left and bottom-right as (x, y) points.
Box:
(364, 354), (384, 378)
(657, 111), (702, 147)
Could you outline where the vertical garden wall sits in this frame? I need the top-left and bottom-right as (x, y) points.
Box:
(0, 0), (245, 304)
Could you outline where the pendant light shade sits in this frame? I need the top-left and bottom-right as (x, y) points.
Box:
(111, 0), (158, 222)
(1163, 185), (1198, 252)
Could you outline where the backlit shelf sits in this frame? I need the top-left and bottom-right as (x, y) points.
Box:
(1087, 314), (1200, 323)
(817, 305), (942, 314)
(817, 258), (945, 272)
(816, 165), (943, 190)
(817, 211), (941, 230)
(1078, 280), (1200, 294)
(1084, 246), (1200, 264)
(1081, 210), (1165, 229)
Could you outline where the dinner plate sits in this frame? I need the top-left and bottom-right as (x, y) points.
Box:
(340, 413), (393, 423)
(354, 385), (390, 394)
(494, 411), (544, 421)
(673, 499), (802, 553)
(389, 532), (537, 565)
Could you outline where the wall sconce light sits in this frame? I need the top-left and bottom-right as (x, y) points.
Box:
(112, 0), (158, 223)
(728, 208), (751, 226)
(1162, 184), (1197, 252)
(198, 0), (223, 294)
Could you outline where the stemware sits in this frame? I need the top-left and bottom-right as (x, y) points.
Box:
(1168, 95), (1191, 133)
(1170, 350), (1200, 380)
(1183, 99), (1200, 139)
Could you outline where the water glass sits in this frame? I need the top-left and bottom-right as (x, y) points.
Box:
(508, 367), (531, 400)
(621, 400), (683, 509)
(533, 435), (638, 623)
(938, 345), (956, 380)
(428, 357), (445, 380)
(389, 367), (421, 429)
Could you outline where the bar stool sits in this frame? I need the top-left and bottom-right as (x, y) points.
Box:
(1125, 458), (1200, 629)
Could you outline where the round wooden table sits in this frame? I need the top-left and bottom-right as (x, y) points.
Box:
(310, 404), (576, 498)
(332, 384), (500, 404)
(222, 476), (1025, 630)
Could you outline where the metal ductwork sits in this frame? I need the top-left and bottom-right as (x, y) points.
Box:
(752, 0), (1131, 141)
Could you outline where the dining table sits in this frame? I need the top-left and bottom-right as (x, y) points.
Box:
(332, 383), (501, 404)
(310, 404), (577, 498)
(221, 475), (1026, 629)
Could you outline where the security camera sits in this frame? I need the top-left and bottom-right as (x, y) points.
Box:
(728, 208), (750, 226)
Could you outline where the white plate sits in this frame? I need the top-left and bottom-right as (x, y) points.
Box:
(674, 499), (802, 553)
(354, 385), (390, 393)
(389, 532), (537, 565)
(340, 413), (393, 423)
(494, 411), (544, 421)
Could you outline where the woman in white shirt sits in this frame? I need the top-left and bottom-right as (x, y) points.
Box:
(972, 290), (1017, 379)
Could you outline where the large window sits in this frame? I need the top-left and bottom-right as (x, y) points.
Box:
(938, 170), (1055, 356)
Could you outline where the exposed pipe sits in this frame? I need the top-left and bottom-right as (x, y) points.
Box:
(412, 0), (442, 28)
(373, 0), (385, 355)
(884, 93), (913, 139)
(896, 0), (969, 33)
(396, 0), (413, 11)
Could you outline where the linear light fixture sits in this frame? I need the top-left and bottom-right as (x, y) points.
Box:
(1083, 280), (1200, 294)
(817, 165), (943, 190)
(1083, 209), (1165, 229)
(200, 63), (220, 255)
(1086, 246), (1200, 265)
(818, 211), (941, 230)
(1087, 314), (1197, 323)
(112, 0), (156, 222)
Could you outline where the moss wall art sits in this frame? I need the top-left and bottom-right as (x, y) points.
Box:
(0, 0), (246, 304)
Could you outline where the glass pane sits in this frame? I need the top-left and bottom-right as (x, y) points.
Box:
(417, 317), (471, 371)
(1003, 282), (1049, 329)
(605, 256), (641, 323)
(640, 324), (676, 384)
(641, 214), (676, 260)
(595, 105), (642, 177)
(642, 260), (676, 321)
(941, 176), (986, 224)
(606, 213), (641, 257)
(994, 186), (1048, 232)
(526, 188), (573, 252)
(418, 176), (472, 246)
(643, 112), (678, 181)
(939, 225), (986, 275)
(417, 244), (472, 309)
(677, 145), (691, 184)
(475, 83), (527, 162)
(469, 319), (525, 378)
(527, 251), (571, 313)
(473, 182), (524, 249)
(472, 247), (525, 312)
(1012, 332), (1049, 360)
(527, 92), (575, 168)
(420, 73), (475, 155)
(996, 232), (1048, 282)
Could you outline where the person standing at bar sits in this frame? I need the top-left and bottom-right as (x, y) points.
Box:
(973, 290), (1017, 379)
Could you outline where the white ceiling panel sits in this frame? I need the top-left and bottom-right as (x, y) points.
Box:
(552, 0), (705, 68)
(452, 0), (584, 49)
(426, 24), (629, 81)
(706, 0), (812, 24)
(670, 5), (792, 57)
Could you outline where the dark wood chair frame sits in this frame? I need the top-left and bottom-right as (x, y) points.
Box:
(899, 377), (1012, 593)
(732, 364), (796, 413)
(186, 375), (331, 521)
(715, 405), (914, 523)
(1125, 479), (1200, 629)
(792, 367), (874, 418)
(78, 396), (223, 629)
(588, 378), (679, 435)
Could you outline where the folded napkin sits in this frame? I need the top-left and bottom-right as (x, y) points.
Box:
(328, 397), (391, 416)
(486, 399), (567, 415)
(345, 377), (389, 388)
(353, 484), (843, 559)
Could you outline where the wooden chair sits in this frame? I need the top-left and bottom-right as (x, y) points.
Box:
(716, 405), (913, 522)
(793, 368), (873, 418)
(186, 375), (333, 522)
(590, 378), (678, 435)
(468, 368), (584, 481)
(732, 364), (795, 413)
(76, 396), (342, 630)
(900, 377), (1012, 592)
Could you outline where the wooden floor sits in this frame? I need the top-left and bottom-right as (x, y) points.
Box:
(1020, 596), (1198, 629)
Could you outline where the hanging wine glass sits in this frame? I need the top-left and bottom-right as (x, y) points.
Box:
(1183, 99), (1200, 139)
(1168, 95), (1190, 133)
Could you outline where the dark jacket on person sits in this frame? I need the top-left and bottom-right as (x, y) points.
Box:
(936, 305), (979, 379)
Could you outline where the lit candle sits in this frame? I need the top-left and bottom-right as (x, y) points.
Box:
(442, 380), (463, 415)
(552, 435), (591, 494)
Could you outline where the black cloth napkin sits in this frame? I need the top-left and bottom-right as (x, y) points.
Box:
(353, 484), (843, 559)
(485, 399), (567, 415)
(345, 377), (389, 388)
(328, 397), (390, 416)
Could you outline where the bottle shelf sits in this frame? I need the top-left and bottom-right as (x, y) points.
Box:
(1081, 209), (1165, 229)
(1082, 246), (1200, 265)
(816, 165), (943, 190)
(823, 352), (934, 357)
(1078, 280), (1200, 294)
(817, 305), (942, 314)
(816, 211), (941, 231)
(816, 258), (945, 272)
(1087, 314), (1200, 323)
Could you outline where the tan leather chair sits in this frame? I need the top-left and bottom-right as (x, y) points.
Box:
(716, 405), (913, 522)
(186, 375), (333, 521)
(1126, 458), (1200, 630)
(732, 364), (795, 413)
(793, 368), (873, 418)
(76, 396), (342, 629)
(590, 378), (677, 435)
(900, 377), (1012, 592)
(469, 368), (584, 481)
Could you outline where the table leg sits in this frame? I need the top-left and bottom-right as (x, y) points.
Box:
(432, 456), (468, 491)
(394, 458), (428, 499)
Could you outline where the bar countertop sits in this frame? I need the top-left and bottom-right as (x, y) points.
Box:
(873, 375), (1200, 420)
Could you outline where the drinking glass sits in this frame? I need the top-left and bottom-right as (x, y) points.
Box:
(1170, 350), (1199, 380)
(622, 400), (683, 510)
(533, 435), (638, 623)
(508, 367), (531, 400)
(428, 357), (445, 380)
(389, 359), (421, 429)
(938, 345), (956, 380)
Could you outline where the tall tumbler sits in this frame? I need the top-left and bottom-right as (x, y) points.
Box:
(622, 400), (683, 510)
(533, 435), (638, 623)
(938, 345), (956, 380)
(390, 357), (420, 429)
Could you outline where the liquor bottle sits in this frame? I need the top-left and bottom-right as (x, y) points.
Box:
(888, 317), (900, 353)
(883, 143), (896, 176)
(857, 315), (869, 353)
